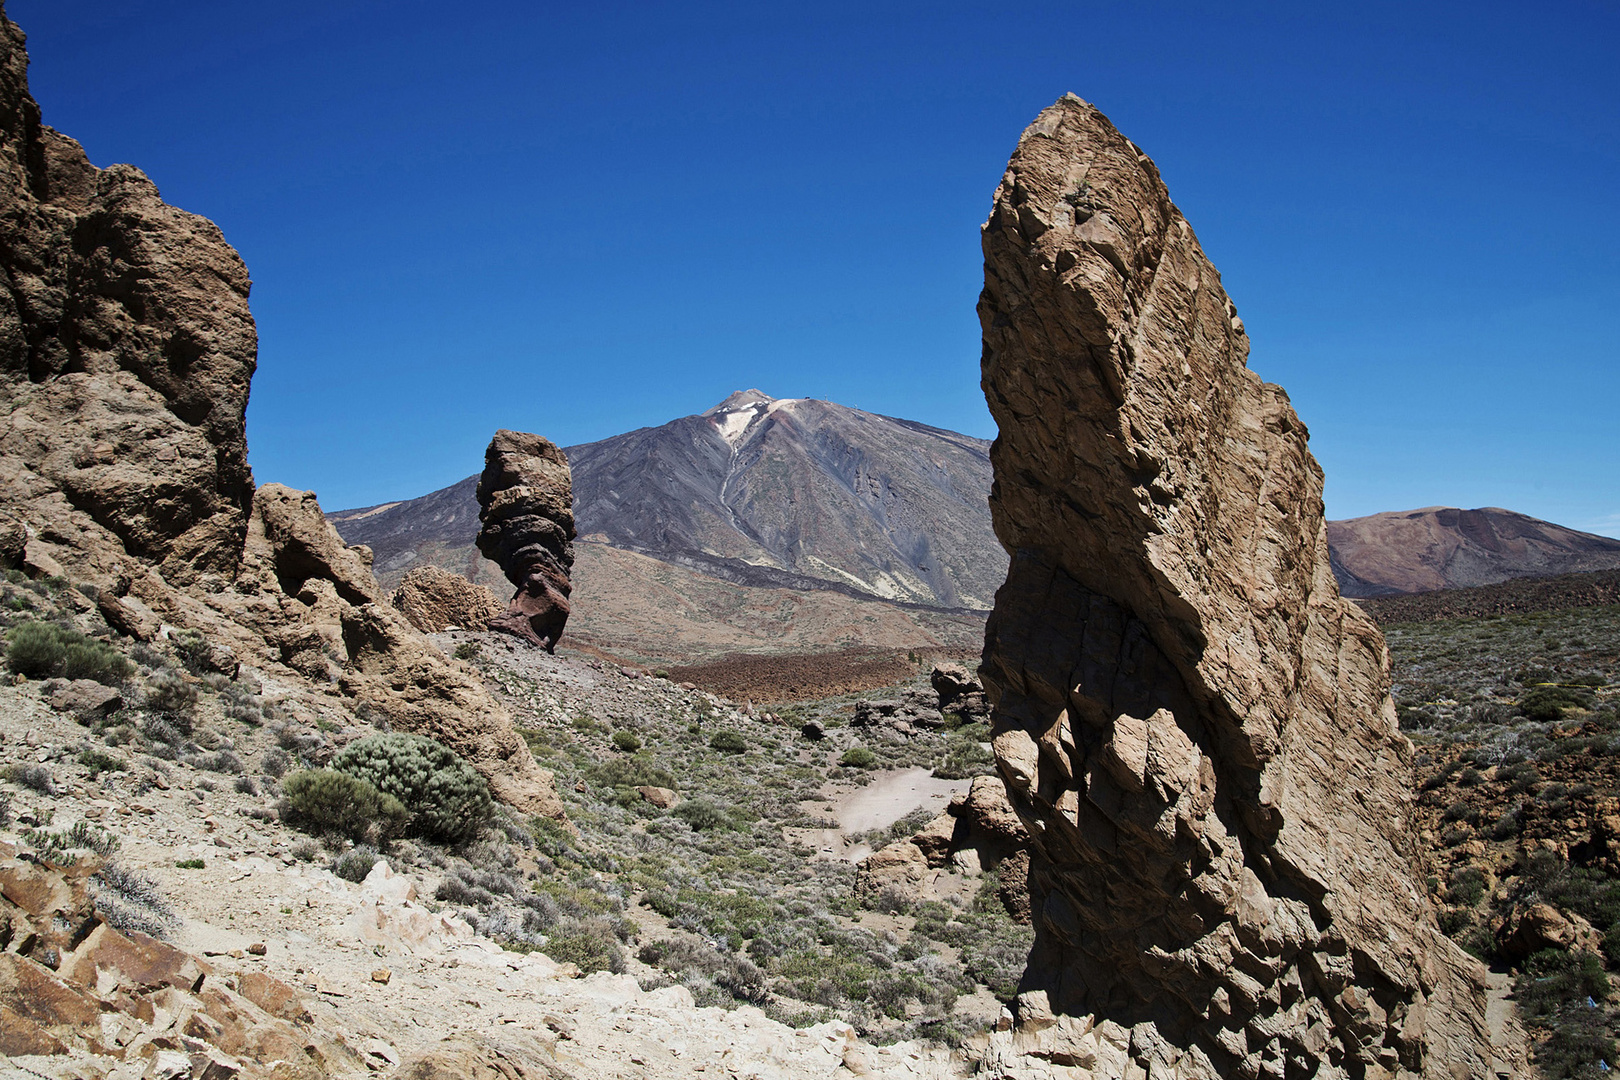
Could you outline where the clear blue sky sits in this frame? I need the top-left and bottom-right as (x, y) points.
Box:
(11, 1), (1619, 534)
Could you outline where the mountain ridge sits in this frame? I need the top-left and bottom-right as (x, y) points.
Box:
(330, 390), (1006, 612)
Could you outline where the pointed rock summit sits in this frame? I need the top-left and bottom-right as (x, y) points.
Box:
(976, 96), (1518, 1075)
(476, 430), (576, 651)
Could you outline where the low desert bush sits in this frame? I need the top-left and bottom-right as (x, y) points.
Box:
(332, 845), (380, 882)
(672, 798), (737, 832)
(280, 768), (409, 844)
(708, 730), (747, 754)
(840, 747), (878, 769)
(145, 669), (198, 714)
(611, 730), (642, 753)
(21, 821), (120, 863)
(78, 748), (125, 779)
(5, 762), (56, 795)
(93, 861), (175, 938)
(330, 733), (492, 845)
(5, 620), (132, 685)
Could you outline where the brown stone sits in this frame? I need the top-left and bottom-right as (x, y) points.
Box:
(372, 968), (391, 984)
(975, 94), (1509, 1074)
(0, 1002), (67, 1054)
(0, 951), (103, 1029)
(853, 841), (929, 906)
(233, 971), (311, 1023)
(392, 565), (504, 634)
(476, 430), (575, 651)
(394, 1032), (564, 1080)
(47, 678), (124, 719)
(636, 785), (681, 809)
(910, 812), (960, 868)
(1495, 902), (1576, 963)
(60, 922), (210, 993)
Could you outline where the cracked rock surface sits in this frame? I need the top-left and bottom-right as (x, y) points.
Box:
(976, 95), (1525, 1078)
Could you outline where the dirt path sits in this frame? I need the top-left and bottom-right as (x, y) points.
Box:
(833, 767), (970, 834)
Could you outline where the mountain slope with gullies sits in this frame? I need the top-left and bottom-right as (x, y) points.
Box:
(1329, 506), (1620, 597)
(335, 391), (1004, 611)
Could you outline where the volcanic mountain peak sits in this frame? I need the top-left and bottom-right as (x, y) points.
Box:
(702, 389), (797, 446)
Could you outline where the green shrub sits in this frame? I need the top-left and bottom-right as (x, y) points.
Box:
(453, 642), (479, 661)
(280, 768), (409, 844)
(611, 730), (642, 753)
(176, 858), (205, 869)
(708, 730), (747, 754)
(1519, 686), (1594, 722)
(4, 762), (55, 794)
(542, 917), (626, 974)
(145, 669), (198, 713)
(5, 621), (132, 685)
(840, 747), (878, 769)
(78, 749), (126, 780)
(1447, 867), (1487, 907)
(332, 846), (379, 882)
(672, 798), (737, 831)
(331, 733), (492, 845)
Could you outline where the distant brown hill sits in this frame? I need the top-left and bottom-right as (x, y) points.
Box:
(1328, 506), (1620, 597)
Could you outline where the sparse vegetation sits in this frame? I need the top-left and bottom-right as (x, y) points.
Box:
(330, 732), (493, 844)
(21, 820), (120, 863)
(5, 761), (56, 795)
(280, 768), (410, 845)
(5, 620), (132, 684)
(1388, 600), (1620, 1075)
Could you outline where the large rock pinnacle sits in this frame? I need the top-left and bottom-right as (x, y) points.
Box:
(977, 95), (1514, 1077)
(475, 430), (576, 651)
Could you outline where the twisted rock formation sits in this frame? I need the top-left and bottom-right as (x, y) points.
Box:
(0, 8), (563, 822)
(392, 564), (505, 634)
(476, 430), (576, 651)
(978, 96), (1514, 1077)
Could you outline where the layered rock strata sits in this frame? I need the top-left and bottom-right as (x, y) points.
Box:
(977, 95), (1514, 1077)
(0, 9), (563, 821)
(476, 430), (576, 651)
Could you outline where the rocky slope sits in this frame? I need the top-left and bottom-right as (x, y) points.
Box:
(0, 6), (560, 819)
(1330, 507), (1620, 597)
(976, 94), (1523, 1077)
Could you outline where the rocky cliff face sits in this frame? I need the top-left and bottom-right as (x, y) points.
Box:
(0, 9), (563, 822)
(0, 18), (254, 589)
(476, 430), (576, 651)
(978, 96), (1515, 1077)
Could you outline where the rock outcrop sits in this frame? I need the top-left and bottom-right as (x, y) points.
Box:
(0, 18), (254, 592)
(977, 96), (1517, 1077)
(476, 430), (576, 651)
(0, 9), (564, 823)
(392, 564), (505, 634)
(0, 848), (367, 1076)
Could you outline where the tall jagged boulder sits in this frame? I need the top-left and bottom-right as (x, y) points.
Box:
(476, 430), (575, 651)
(0, 9), (566, 825)
(977, 95), (1515, 1077)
